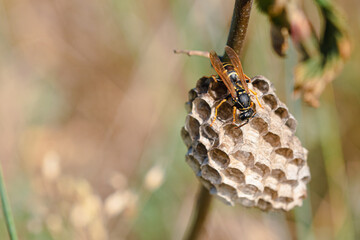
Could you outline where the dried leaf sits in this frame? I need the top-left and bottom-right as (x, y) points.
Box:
(257, 0), (350, 107)
(270, 24), (289, 57)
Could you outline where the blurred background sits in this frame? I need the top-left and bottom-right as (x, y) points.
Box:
(0, 0), (359, 239)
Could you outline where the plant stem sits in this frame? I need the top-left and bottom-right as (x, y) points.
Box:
(0, 164), (18, 240)
(225, 0), (254, 59)
(285, 211), (298, 240)
(184, 185), (213, 240)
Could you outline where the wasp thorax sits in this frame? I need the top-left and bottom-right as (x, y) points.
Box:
(182, 75), (310, 211)
(237, 92), (251, 108)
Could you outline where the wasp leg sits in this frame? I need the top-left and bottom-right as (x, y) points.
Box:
(210, 99), (227, 127)
(232, 106), (237, 124)
(205, 75), (218, 82)
(249, 89), (263, 108)
(173, 49), (210, 58)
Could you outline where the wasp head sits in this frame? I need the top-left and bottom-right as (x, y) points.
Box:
(239, 108), (255, 121)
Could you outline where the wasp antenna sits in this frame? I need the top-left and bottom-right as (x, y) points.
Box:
(173, 49), (210, 58)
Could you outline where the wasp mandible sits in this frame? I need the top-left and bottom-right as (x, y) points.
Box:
(209, 46), (263, 128)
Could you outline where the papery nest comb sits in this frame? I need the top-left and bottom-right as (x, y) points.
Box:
(181, 75), (310, 211)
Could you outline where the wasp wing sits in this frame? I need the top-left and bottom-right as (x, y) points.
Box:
(225, 46), (249, 93)
(209, 50), (237, 98)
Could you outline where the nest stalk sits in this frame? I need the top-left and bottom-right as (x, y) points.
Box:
(184, 1), (254, 239)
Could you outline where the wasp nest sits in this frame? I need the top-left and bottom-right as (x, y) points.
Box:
(181, 75), (310, 211)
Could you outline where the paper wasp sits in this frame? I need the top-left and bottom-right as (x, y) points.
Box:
(209, 46), (263, 127)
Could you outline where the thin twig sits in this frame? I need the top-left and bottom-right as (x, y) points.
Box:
(285, 211), (298, 240)
(184, 185), (213, 240)
(173, 49), (210, 58)
(0, 164), (18, 240)
(225, 0), (254, 59)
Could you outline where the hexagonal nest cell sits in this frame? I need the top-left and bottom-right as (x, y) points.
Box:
(181, 75), (310, 211)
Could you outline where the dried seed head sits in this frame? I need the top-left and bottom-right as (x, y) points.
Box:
(182, 75), (310, 211)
